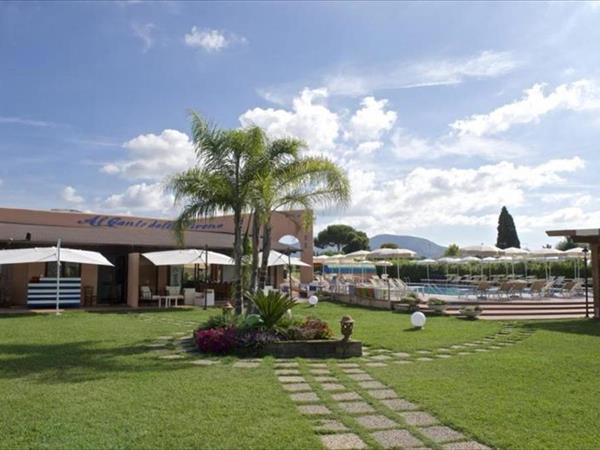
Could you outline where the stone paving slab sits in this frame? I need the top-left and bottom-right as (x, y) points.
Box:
(400, 411), (439, 426)
(381, 398), (419, 411)
(348, 373), (374, 381)
(371, 429), (424, 449)
(320, 433), (367, 449)
(275, 369), (300, 375)
(355, 414), (398, 430)
(311, 369), (331, 375)
(392, 352), (411, 358)
(394, 360), (413, 365)
(442, 441), (490, 450)
(290, 392), (320, 403)
(309, 363), (328, 368)
(274, 362), (299, 368)
(331, 392), (362, 401)
(420, 426), (465, 443)
(371, 354), (392, 360)
(281, 383), (312, 392)
(416, 350), (432, 354)
(146, 343), (167, 348)
(358, 381), (387, 389)
(315, 419), (349, 432)
(366, 389), (398, 400)
(338, 363), (360, 368)
(343, 368), (366, 374)
(365, 362), (388, 368)
(190, 359), (218, 366)
(233, 361), (260, 368)
(337, 401), (375, 414)
(315, 376), (338, 383)
(278, 376), (306, 383)
(371, 349), (391, 353)
(416, 357), (434, 362)
(436, 354), (452, 359)
(298, 404), (332, 416)
(321, 383), (346, 391)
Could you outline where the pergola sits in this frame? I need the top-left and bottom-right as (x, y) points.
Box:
(546, 227), (598, 318)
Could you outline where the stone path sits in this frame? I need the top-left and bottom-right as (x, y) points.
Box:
(360, 323), (534, 367)
(275, 359), (491, 450)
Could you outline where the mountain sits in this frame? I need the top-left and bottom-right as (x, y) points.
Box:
(369, 234), (446, 259)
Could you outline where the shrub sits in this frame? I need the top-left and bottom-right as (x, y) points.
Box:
(283, 317), (333, 341)
(399, 296), (420, 312)
(250, 290), (297, 329)
(235, 329), (279, 352)
(428, 298), (446, 306)
(200, 314), (242, 331)
(194, 327), (237, 354)
(459, 305), (483, 319)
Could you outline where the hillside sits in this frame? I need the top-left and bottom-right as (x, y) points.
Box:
(369, 234), (446, 258)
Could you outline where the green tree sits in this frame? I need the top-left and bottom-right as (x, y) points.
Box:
(444, 243), (460, 256)
(380, 242), (399, 249)
(496, 206), (521, 249)
(342, 230), (369, 253)
(556, 237), (579, 251)
(170, 113), (264, 314)
(250, 139), (351, 289)
(315, 225), (361, 252)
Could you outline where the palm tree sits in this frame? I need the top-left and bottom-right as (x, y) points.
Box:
(251, 138), (351, 289)
(170, 113), (265, 314)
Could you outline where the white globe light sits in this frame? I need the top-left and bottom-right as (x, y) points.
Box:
(308, 295), (318, 306)
(411, 311), (426, 329)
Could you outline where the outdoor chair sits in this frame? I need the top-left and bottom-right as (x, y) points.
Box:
(558, 280), (581, 298)
(140, 286), (159, 306)
(166, 286), (184, 307)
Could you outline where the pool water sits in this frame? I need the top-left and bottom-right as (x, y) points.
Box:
(409, 284), (470, 296)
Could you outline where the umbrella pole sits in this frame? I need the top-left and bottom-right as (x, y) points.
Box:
(55, 239), (61, 316)
(204, 244), (209, 310)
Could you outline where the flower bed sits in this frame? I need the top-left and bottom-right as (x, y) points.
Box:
(193, 290), (362, 358)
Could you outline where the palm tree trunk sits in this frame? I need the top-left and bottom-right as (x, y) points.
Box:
(233, 207), (244, 314)
(250, 209), (260, 293)
(258, 215), (272, 289)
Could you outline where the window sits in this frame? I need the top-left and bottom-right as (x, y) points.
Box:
(46, 262), (81, 278)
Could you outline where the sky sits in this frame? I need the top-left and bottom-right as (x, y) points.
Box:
(2, 1), (600, 249)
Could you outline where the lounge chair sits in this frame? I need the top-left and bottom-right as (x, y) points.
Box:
(558, 280), (581, 298)
(166, 285), (184, 307)
(140, 286), (159, 306)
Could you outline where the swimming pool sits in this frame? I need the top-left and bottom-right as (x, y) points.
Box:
(409, 284), (471, 296)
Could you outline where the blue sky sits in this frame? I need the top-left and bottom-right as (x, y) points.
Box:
(2, 1), (600, 248)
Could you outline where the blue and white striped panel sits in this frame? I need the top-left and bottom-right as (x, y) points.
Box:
(27, 278), (81, 307)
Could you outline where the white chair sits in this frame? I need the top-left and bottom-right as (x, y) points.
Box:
(166, 285), (184, 307)
(140, 286), (159, 306)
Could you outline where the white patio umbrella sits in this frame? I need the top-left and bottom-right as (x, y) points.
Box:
(503, 247), (530, 277)
(345, 250), (371, 258)
(142, 249), (234, 266)
(481, 256), (497, 278)
(259, 250), (310, 268)
(417, 258), (436, 280)
(565, 247), (586, 278)
(368, 248), (416, 260)
(459, 256), (480, 276)
(461, 244), (501, 257)
(530, 249), (565, 279)
(0, 242), (113, 314)
(437, 257), (460, 276)
(375, 260), (393, 276)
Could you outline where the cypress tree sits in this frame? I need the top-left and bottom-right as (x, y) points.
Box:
(496, 206), (520, 249)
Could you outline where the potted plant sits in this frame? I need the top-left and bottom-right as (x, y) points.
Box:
(398, 292), (420, 313)
(428, 297), (447, 314)
(459, 305), (482, 319)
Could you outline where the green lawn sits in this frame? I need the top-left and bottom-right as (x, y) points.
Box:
(1, 303), (599, 449)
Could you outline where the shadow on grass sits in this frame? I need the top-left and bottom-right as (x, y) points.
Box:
(527, 318), (600, 337)
(0, 340), (191, 384)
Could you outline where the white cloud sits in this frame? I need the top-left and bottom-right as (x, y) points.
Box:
(102, 129), (195, 180)
(324, 51), (518, 96)
(62, 186), (84, 204)
(184, 27), (246, 52)
(240, 88), (340, 153)
(356, 141), (383, 154)
(131, 22), (156, 52)
(451, 80), (600, 136)
(0, 116), (59, 127)
(390, 129), (527, 160)
(347, 97), (397, 141)
(104, 182), (174, 213)
(317, 157), (586, 236)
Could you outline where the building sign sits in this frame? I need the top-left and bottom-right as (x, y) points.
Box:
(78, 215), (224, 232)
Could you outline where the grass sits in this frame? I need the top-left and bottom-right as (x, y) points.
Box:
(299, 301), (503, 351)
(1, 303), (599, 449)
(370, 319), (600, 450)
